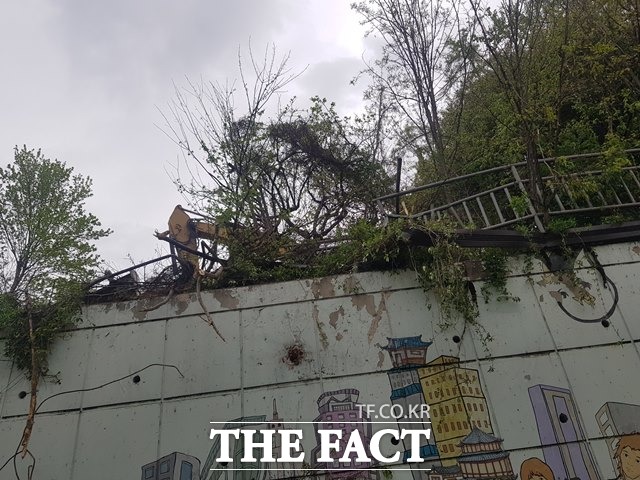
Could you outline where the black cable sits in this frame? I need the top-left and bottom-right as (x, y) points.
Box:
(0, 363), (184, 476)
(555, 249), (619, 324)
(35, 363), (184, 414)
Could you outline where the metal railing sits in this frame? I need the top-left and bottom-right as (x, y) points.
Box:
(375, 149), (640, 232)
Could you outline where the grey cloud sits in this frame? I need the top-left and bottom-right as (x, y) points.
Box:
(0, 0), (372, 269)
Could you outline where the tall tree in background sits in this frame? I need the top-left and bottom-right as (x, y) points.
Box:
(353, 0), (474, 180)
(467, 0), (573, 218)
(0, 146), (111, 300)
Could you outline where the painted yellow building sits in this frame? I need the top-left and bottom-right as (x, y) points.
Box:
(418, 356), (493, 465)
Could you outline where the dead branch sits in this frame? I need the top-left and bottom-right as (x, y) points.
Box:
(19, 303), (39, 458)
(138, 287), (175, 313)
(196, 275), (226, 342)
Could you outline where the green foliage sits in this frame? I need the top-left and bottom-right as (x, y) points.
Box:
(547, 217), (578, 234)
(422, 0), (640, 199)
(509, 194), (530, 218)
(168, 60), (392, 243)
(480, 248), (519, 303)
(0, 146), (111, 300)
(599, 133), (632, 183)
(218, 220), (410, 287)
(0, 282), (84, 380)
(0, 146), (108, 383)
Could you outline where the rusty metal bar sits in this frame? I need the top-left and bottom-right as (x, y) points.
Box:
(621, 178), (635, 202)
(490, 192), (505, 224)
(462, 201), (474, 223)
(503, 187), (519, 219)
(511, 165), (545, 232)
(476, 197), (491, 227)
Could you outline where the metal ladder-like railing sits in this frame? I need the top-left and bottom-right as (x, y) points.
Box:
(375, 149), (640, 233)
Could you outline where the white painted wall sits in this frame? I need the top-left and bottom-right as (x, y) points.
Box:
(1, 241), (639, 480)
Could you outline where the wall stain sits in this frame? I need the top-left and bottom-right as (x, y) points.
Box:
(214, 290), (240, 309)
(312, 304), (329, 349)
(341, 275), (362, 295)
(311, 277), (336, 299)
(376, 350), (385, 368)
(329, 306), (344, 329)
(537, 273), (594, 306)
(352, 291), (390, 344)
(132, 305), (148, 322)
(172, 293), (191, 315)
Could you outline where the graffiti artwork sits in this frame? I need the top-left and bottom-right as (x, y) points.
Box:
(139, 337), (640, 480)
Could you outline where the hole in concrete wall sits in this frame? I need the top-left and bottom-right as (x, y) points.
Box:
(283, 343), (306, 367)
(390, 436), (400, 446)
(132, 375), (141, 384)
(559, 413), (568, 423)
(601, 319), (610, 328)
(452, 335), (461, 343)
(18, 391), (27, 399)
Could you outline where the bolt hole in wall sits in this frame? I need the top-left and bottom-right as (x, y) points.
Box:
(132, 375), (141, 384)
(18, 391), (27, 399)
(559, 413), (569, 423)
(601, 319), (610, 328)
(453, 335), (461, 343)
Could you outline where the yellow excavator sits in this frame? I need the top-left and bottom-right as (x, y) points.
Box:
(156, 205), (229, 277)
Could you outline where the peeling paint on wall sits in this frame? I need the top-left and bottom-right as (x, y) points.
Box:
(213, 289), (240, 309)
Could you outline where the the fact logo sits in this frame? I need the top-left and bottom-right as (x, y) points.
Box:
(209, 404), (432, 467)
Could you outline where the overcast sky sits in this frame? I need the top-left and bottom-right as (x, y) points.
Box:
(0, 0), (375, 273)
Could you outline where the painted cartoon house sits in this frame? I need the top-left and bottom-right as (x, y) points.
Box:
(382, 336), (512, 479)
(457, 428), (516, 480)
(141, 399), (304, 480)
(311, 388), (379, 480)
(425, 427), (517, 480)
(265, 399), (305, 480)
(419, 355), (493, 465)
(141, 452), (201, 480)
(383, 336), (439, 479)
(529, 385), (601, 480)
(200, 415), (268, 480)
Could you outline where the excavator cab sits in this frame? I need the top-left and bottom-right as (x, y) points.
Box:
(157, 205), (228, 277)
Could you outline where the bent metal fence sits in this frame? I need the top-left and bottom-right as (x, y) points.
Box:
(375, 149), (640, 233)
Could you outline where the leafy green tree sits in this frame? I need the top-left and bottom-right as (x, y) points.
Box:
(0, 146), (111, 300)
(164, 48), (392, 249)
(0, 146), (110, 462)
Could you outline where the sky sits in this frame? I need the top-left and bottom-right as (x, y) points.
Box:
(0, 0), (376, 272)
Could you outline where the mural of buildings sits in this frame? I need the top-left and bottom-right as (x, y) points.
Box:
(427, 464), (463, 480)
(595, 402), (640, 470)
(529, 384), (601, 480)
(311, 388), (379, 480)
(383, 336), (439, 479)
(457, 428), (516, 480)
(142, 399), (306, 480)
(265, 399), (304, 480)
(201, 415), (268, 480)
(141, 452), (201, 480)
(418, 356), (493, 465)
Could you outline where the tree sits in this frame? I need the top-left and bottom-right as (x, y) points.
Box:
(0, 146), (111, 300)
(163, 47), (392, 255)
(353, 0), (474, 180)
